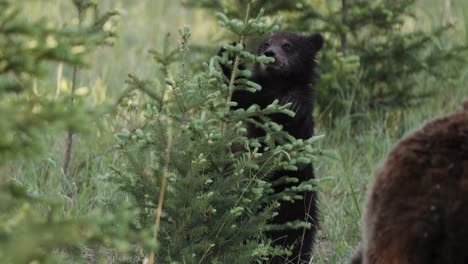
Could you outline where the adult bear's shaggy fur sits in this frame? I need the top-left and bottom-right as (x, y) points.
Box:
(351, 102), (468, 264)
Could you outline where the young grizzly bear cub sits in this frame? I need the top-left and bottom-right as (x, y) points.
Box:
(221, 31), (323, 263)
(351, 102), (468, 264)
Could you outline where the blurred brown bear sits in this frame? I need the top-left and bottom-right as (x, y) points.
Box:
(351, 101), (468, 264)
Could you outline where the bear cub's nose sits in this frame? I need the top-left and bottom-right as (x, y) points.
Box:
(264, 47), (276, 57)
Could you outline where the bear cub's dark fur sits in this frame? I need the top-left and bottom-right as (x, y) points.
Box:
(351, 102), (468, 264)
(221, 31), (323, 263)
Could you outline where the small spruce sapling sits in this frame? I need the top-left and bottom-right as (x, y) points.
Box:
(113, 3), (325, 263)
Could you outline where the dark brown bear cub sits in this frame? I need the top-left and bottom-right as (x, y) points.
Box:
(222, 31), (323, 263)
(351, 102), (468, 264)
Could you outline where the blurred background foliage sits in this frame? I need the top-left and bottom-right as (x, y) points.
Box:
(186, 0), (468, 126)
(1, 0), (467, 263)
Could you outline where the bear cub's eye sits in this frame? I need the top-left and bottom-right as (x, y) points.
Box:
(282, 43), (292, 51)
(264, 43), (270, 49)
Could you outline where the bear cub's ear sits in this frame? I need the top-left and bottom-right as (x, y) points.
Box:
(308, 33), (323, 52)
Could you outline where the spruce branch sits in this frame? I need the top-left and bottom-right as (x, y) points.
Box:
(340, 0), (347, 55)
(222, 0), (253, 134)
(55, 63), (63, 98)
(149, 117), (173, 264)
(149, 33), (179, 113)
(226, 1), (252, 107)
(63, 1), (84, 177)
(174, 27), (191, 114)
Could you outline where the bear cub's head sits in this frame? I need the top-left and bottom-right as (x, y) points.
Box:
(256, 32), (323, 80)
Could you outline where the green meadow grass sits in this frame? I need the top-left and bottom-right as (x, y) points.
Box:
(10, 0), (468, 263)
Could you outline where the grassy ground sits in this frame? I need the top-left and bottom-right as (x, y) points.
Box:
(10, 0), (468, 263)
